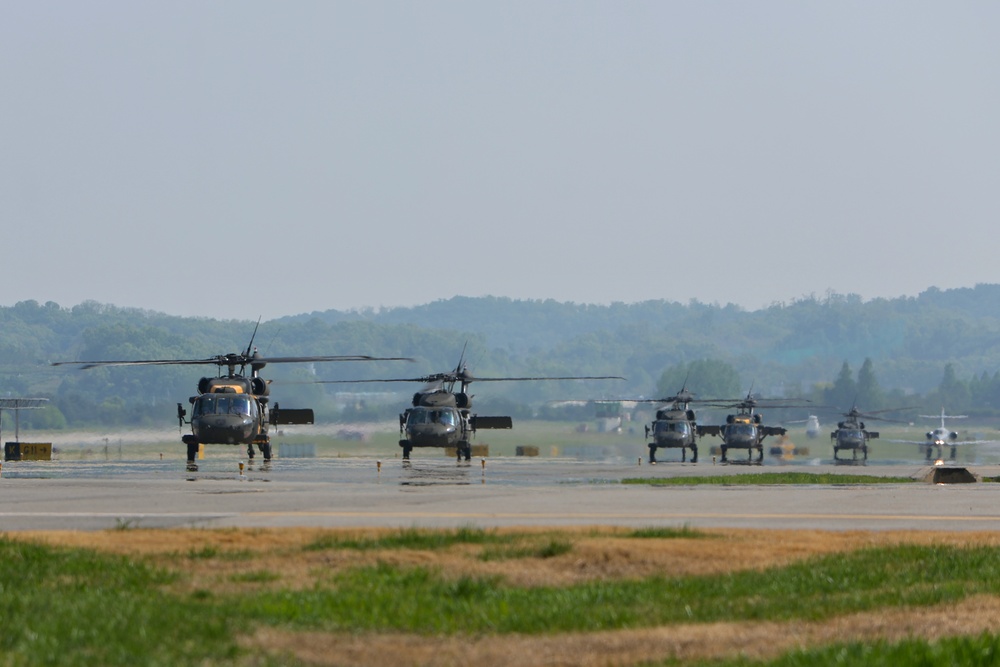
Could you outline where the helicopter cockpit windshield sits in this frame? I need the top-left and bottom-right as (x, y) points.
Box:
(654, 421), (692, 436)
(193, 395), (256, 418)
(407, 408), (458, 427)
(725, 423), (756, 438)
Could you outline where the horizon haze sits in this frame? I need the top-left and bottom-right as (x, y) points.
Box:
(3, 3), (998, 320)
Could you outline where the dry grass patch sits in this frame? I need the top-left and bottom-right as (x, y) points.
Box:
(242, 594), (1000, 667)
(15, 526), (1000, 592)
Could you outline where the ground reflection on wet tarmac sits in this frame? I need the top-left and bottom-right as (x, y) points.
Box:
(399, 460), (476, 486)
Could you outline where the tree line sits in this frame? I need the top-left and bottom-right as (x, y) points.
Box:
(3, 285), (1000, 429)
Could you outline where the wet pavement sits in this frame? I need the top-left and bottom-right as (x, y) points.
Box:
(2, 452), (1000, 532)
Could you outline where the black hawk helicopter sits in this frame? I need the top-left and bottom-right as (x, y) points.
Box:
(601, 384), (710, 464)
(318, 350), (624, 461)
(697, 390), (810, 464)
(53, 327), (412, 464)
(830, 404), (911, 464)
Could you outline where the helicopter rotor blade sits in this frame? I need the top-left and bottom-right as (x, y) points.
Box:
(312, 374), (625, 385)
(254, 355), (414, 364)
(52, 358), (230, 369)
(462, 375), (626, 382)
(53, 354), (414, 370)
(312, 376), (435, 384)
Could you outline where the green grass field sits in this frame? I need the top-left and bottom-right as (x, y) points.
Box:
(4, 531), (1000, 665)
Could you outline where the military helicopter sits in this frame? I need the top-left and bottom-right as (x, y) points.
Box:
(604, 384), (709, 464)
(830, 406), (906, 464)
(830, 405), (910, 464)
(53, 326), (412, 464)
(697, 390), (810, 464)
(318, 350), (624, 461)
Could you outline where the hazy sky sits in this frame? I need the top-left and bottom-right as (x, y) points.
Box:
(3, 2), (998, 320)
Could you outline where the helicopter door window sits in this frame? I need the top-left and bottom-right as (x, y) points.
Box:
(193, 396), (213, 417)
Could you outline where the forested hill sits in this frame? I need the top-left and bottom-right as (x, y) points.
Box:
(5, 284), (1000, 426)
(277, 285), (1000, 392)
(282, 286), (1000, 361)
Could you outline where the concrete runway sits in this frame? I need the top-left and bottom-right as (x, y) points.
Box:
(2, 454), (1000, 532)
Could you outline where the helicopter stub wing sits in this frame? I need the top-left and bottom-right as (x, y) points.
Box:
(270, 408), (314, 425)
(696, 425), (723, 438)
(470, 416), (513, 430)
(761, 426), (787, 437)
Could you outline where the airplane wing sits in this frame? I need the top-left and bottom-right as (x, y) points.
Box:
(887, 439), (986, 446)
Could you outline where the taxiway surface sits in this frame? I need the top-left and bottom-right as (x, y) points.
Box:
(1, 455), (999, 532)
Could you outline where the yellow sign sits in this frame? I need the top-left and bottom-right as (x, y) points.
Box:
(19, 443), (52, 460)
(4, 442), (53, 461)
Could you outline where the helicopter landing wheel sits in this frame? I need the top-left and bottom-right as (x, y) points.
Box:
(456, 442), (471, 462)
(402, 444), (412, 460)
(246, 444), (255, 460)
(648, 445), (657, 464)
(260, 442), (272, 461)
(690, 444), (698, 463)
(186, 441), (199, 463)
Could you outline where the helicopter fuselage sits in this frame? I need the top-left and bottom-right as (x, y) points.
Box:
(646, 406), (698, 463)
(831, 421), (878, 463)
(401, 405), (467, 448)
(179, 373), (314, 463)
(398, 389), (512, 461)
(699, 412), (785, 463)
(189, 391), (264, 446)
(182, 375), (268, 450)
